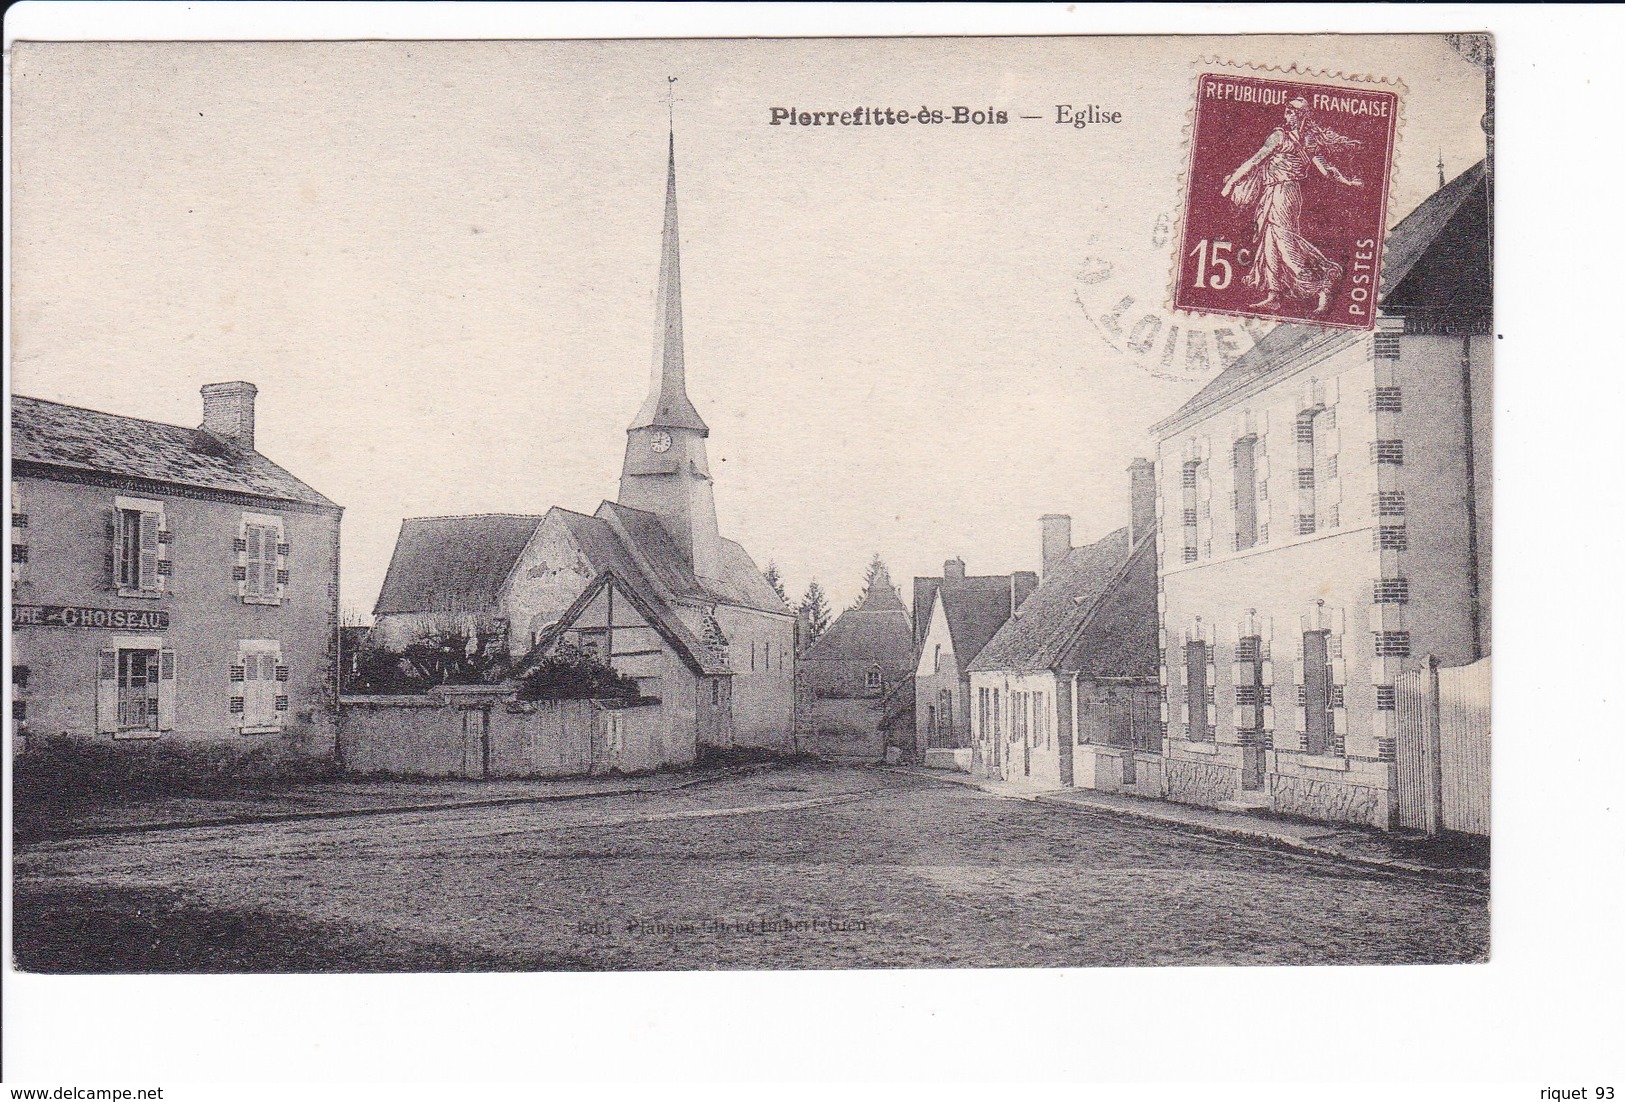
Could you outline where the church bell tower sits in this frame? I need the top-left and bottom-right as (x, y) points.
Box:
(618, 131), (724, 584)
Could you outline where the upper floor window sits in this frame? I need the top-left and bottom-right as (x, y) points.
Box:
(1232, 436), (1259, 551)
(933, 643), (942, 674)
(112, 497), (167, 596)
(237, 512), (287, 605)
(1181, 460), (1201, 563)
(866, 668), (882, 690)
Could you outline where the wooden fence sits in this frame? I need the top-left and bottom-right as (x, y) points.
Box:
(1395, 656), (1491, 836)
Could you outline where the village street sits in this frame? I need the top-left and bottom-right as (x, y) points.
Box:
(13, 765), (1487, 972)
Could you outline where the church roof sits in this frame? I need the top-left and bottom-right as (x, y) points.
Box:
(596, 500), (787, 615)
(12, 394), (338, 509)
(628, 132), (707, 434)
(969, 528), (1134, 673)
(373, 514), (545, 616)
(1153, 161), (1490, 437)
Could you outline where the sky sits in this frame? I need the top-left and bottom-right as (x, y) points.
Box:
(10, 36), (1489, 615)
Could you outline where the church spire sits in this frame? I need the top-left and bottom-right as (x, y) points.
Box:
(629, 129), (708, 434)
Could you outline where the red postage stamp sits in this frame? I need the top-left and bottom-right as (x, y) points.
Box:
(1174, 73), (1400, 331)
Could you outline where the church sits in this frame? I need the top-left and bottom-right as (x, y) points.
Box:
(372, 134), (796, 751)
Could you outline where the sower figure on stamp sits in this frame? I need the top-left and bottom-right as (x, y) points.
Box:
(1221, 95), (1364, 313)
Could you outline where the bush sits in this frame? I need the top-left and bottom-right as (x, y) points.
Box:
(516, 642), (640, 702)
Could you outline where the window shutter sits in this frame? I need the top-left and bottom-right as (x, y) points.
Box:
(105, 509), (121, 590)
(274, 521), (288, 601)
(236, 517), (251, 599)
(138, 511), (160, 591)
(96, 648), (119, 733)
(157, 649), (177, 731)
(154, 512), (171, 589)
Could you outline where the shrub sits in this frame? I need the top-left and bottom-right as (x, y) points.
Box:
(516, 642), (640, 702)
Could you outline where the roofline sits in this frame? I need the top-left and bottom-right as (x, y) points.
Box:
(1045, 530), (1156, 672)
(395, 512), (547, 524)
(14, 459), (343, 516)
(1147, 326), (1361, 438)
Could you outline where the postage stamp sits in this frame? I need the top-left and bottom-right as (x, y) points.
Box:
(1174, 72), (1400, 330)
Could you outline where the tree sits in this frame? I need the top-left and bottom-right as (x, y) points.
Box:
(851, 552), (893, 611)
(401, 625), (509, 687)
(763, 560), (788, 606)
(798, 580), (831, 647)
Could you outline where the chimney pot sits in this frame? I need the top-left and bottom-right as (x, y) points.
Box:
(1010, 571), (1039, 613)
(201, 381), (258, 452)
(1041, 514), (1072, 577)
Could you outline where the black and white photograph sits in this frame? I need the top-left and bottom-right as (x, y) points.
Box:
(4, 5), (1622, 1097)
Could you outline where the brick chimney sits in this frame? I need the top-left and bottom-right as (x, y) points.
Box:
(1011, 570), (1038, 612)
(1041, 514), (1072, 577)
(201, 381), (258, 452)
(943, 557), (966, 582)
(1128, 457), (1156, 546)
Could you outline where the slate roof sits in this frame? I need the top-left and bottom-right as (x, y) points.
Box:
(597, 501), (787, 615)
(373, 514), (545, 616)
(911, 578), (942, 646)
(968, 528), (1133, 673)
(1153, 161), (1490, 435)
(11, 394), (337, 508)
(937, 578), (1018, 671)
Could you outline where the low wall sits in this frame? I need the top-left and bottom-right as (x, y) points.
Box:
(1165, 755), (1239, 809)
(1087, 747), (1166, 800)
(338, 693), (686, 778)
(922, 747), (971, 772)
(803, 697), (884, 760)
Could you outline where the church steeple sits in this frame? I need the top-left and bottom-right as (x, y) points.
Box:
(629, 131), (708, 434)
(618, 127), (723, 583)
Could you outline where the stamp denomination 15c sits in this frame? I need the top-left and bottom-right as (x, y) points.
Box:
(1174, 73), (1400, 331)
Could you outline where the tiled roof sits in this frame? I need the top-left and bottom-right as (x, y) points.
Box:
(372, 514), (545, 616)
(911, 577), (942, 646)
(596, 501), (787, 615)
(11, 394), (337, 508)
(1153, 161), (1490, 435)
(968, 528), (1133, 673)
(802, 604), (916, 670)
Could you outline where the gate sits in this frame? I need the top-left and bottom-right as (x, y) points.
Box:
(1396, 656), (1490, 836)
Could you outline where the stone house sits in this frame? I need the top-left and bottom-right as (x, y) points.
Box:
(797, 566), (915, 760)
(1150, 162), (1491, 828)
(910, 560), (1035, 753)
(966, 466), (1158, 792)
(10, 382), (342, 757)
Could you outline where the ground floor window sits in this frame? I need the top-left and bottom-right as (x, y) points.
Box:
(96, 639), (175, 737)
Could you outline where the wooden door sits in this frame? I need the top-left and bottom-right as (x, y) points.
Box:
(1303, 631), (1334, 755)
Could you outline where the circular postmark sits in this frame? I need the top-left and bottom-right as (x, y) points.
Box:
(1073, 212), (1274, 383)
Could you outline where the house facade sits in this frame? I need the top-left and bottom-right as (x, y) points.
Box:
(910, 560), (1034, 753)
(373, 134), (796, 753)
(1151, 163), (1491, 829)
(797, 567), (915, 760)
(966, 466), (1158, 793)
(10, 383), (342, 756)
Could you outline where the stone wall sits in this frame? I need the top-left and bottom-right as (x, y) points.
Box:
(1270, 773), (1386, 828)
(1165, 756), (1237, 808)
(1090, 748), (1166, 800)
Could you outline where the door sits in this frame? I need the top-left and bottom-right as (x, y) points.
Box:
(1303, 631), (1334, 755)
(117, 649), (159, 731)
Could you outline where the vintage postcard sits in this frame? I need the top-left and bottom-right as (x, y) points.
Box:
(8, 32), (1492, 980)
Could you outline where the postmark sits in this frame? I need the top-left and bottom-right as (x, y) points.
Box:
(1174, 73), (1400, 330)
